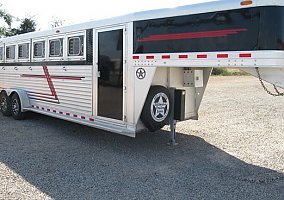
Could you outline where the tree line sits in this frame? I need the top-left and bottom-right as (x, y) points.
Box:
(0, 3), (62, 38)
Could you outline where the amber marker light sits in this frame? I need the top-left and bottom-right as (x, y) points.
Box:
(240, 0), (253, 6)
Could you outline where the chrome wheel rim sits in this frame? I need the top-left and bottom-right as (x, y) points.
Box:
(12, 99), (19, 115)
(150, 92), (170, 122)
(0, 96), (7, 111)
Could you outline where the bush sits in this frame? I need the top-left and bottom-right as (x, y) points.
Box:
(211, 68), (231, 76)
(211, 68), (248, 76)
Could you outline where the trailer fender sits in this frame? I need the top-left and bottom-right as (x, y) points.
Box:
(6, 89), (31, 112)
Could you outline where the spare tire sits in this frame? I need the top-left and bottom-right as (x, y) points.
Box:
(141, 85), (171, 132)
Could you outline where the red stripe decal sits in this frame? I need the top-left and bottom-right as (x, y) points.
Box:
(81, 116), (86, 119)
(47, 109), (51, 112)
(217, 54), (229, 58)
(21, 74), (84, 80)
(73, 114), (78, 118)
(138, 28), (248, 42)
(28, 91), (56, 97)
(66, 113), (70, 116)
(89, 118), (94, 122)
(28, 94), (58, 100)
(197, 54), (207, 59)
(53, 110), (56, 113)
(146, 56), (154, 59)
(133, 56), (140, 59)
(59, 111), (63, 115)
(179, 55), (188, 59)
(42, 65), (59, 101)
(239, 53), (251, 58)
(162, 55), (171, 59)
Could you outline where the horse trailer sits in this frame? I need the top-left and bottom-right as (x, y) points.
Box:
(0, 0), (283, 139)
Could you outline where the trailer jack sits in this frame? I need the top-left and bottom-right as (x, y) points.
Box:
(168, 119), (178, 146)
(168, 88), (178, 146)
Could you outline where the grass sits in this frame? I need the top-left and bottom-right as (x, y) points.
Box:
(211, 68), (248, 76)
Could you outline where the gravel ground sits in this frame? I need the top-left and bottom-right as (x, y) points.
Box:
(0, 76), (283, 200)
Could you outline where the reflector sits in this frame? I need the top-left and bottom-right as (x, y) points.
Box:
(241, 0), (253, 6)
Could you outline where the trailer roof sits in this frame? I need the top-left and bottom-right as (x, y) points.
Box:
(0, 0), (283, 43)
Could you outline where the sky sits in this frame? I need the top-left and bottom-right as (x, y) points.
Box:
(1, 0), (213, 30)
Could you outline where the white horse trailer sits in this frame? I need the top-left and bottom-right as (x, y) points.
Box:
(0, 0), (283, 139)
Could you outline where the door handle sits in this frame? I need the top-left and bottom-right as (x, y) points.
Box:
(14, 66), (18, 71)
(1, 67), (5, 70)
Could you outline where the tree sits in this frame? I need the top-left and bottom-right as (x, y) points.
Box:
(0, 3), (37, 37)
(5, 18), (37, 37)
(0, 7), (12, 26)
(17, 18), (36, 34)
(0, 4), (13, 36)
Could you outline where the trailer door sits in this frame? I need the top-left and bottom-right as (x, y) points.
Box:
(95, 26), (125, 122)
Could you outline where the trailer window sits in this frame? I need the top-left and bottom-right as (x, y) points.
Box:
(18, 43), (30, 59)
(6, 45), (15, 60)
(33, 41), (45, 58)
(49, 38), (63, 57)
(0, 47), (3, 60)
(68, 36), (84, 56)
(134, 7), (260, 53)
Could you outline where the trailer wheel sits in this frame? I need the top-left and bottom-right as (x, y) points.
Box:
(0, 91), (12, 116)
(11, 93), (26, 120)
(141, 85), (171, 132)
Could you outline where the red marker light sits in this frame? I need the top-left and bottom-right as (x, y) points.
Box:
(241, 0), (253, 6)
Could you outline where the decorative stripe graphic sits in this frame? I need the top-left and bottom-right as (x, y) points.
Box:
(20, 65), (85, 103)
(20, 74), (84, 80)
(137, 28), (248, 42)
(42, 65), (58, 101)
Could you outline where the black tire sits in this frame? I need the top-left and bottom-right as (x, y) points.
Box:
(0, 91), (12, 116)
(11, 93), (26, 120)
(141, 85), (171, 132)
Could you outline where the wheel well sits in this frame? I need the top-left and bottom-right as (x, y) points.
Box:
(2, 89), (30, 112)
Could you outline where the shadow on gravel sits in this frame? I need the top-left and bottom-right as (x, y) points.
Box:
(0, 114), (283, 200)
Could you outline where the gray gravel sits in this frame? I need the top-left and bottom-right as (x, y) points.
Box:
(0, 76), (283, 200)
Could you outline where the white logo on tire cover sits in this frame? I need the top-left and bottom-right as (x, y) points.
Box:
(151, 93), (170, 122)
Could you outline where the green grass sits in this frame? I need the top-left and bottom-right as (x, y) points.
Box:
(211, 68), (248, 76)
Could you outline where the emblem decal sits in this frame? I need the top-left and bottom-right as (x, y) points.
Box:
(150, 92), (170, 122)
(136, 68), (146, 79)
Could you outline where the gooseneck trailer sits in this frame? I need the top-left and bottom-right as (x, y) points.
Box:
(0, 0), (283, 138)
